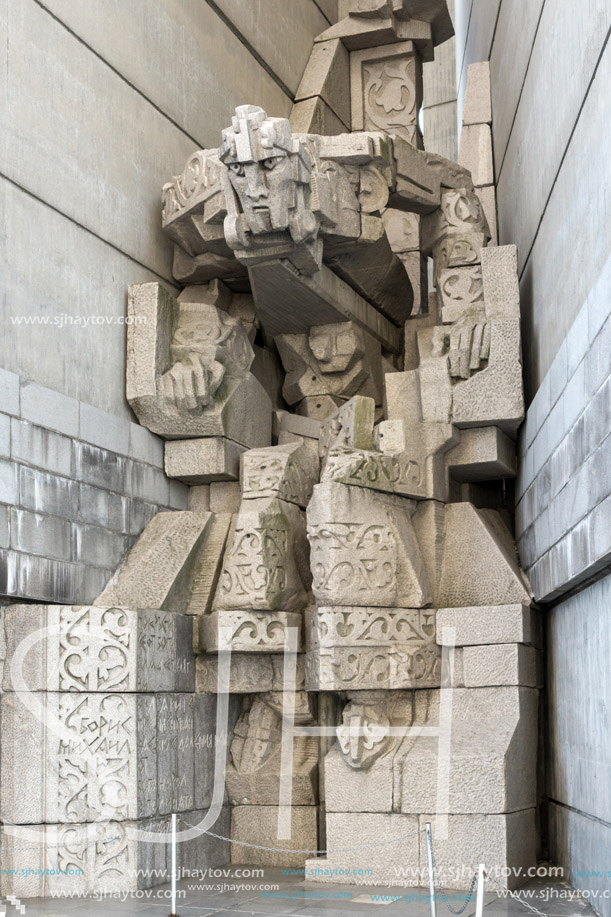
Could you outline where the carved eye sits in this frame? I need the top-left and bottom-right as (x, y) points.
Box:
(262, 157), (278, 170)
(229, 163), (245, 176)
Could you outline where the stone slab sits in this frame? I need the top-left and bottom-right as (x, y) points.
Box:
(295, 38), (351, 126)
(201, 610), (303, 654)
(231, 805), (318, 867)
(306, 644), (441, 690)
(436, 605), (540, 647)
(481, 245), (521, 320)
(164, 438), (246, 483)
(241, 442), (320, 507)
(446, 426), (517, 482)
(462, 644), (539, 687)
(249, 260), (402, 353)
(462, 61), (492, 125)
(3, 604), (195, 693)
(458, 123), (494, 187)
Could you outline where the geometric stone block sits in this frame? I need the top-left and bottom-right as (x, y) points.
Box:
(458, 123), (494, 187)
(307, 606), (436, 650)
(295, 39), (350, 128)
(417, 810), (537, 890)
(164, 437), (246, 483)
(374, 419), (406, 453)
(126, 283), (272, 447)
(462, 61), (492, 126)
(324, 743), (394, 814)
(439, 503), (532, 607)
(305, 644), (441, 690)
(382, 209), (421, 253)
(213, 498), (309, 613)
(321, 445), (429, 499)
(452, 319), (525, 432)
(200, 610), (303, 654)
(437, 264), (485, 324)
(2, 604), (195, 693)
(186, 513), (233, 617)
(241, 442), (320, 508)
(462, 644), (538, 687)
(305, 813), (419, 884)
(400, 687), (539, 817)
(231, 806), (318, 867)
(0, 691), (201, 825)
(95, 511), (214, 613)
(290, 96), (350, 136)
(436, 605), (540, 647)
(209, 483), (242, 513)
(196, 653), (274, 694)
(481, 245), (520, 320)
(446, 426), (517, 482)
(307, 482), (431, 608)
(319, 395), (376, 464)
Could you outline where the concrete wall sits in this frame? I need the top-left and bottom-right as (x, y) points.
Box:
(1, 0), (335, 602)
(454, 1), (611, 910)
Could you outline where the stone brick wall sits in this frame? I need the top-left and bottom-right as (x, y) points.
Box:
(0, 367), (188, 604)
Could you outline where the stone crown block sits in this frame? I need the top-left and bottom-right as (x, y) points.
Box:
(3, 604), (195, 693)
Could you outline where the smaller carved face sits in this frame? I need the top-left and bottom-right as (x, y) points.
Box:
(337, 702), (391, 770)
(309, 324), (364, 373)
(227, 153), (295, 235)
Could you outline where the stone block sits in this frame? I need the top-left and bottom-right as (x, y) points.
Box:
(209, 482), (241, 513)
(126, 283), (272, 448)
(78, 483), (129, 533)
(437, 264), (485, 324)
(129, 423), (164, 468)
(201, 610), (303, 654)
(74, 442), (126, 494)
(185, 513), (233, 617)
(324, 744), (393, 813)
(295, 38), (351, 127)
(231, 806), (318, 867)
(10, 509), (72, 562)
(290, 96), (349, 135)
(307, 606), (436, 650)
(213, 498), (309, 613)
(20, 382), (79, 438)
(275, 411), (322, 442)
(3, 604), (196, 693)
(322, 446), (429, 499)
(307, 482), (431, 607)
(95, 511), (214, 613)
(459, 123), (494, 187)
(374, 419), (406, 453)
(0, 412), (9, 458)
(307, 813), (419, 884)
(196, 653), (274, 694)
(306, 644), (440, 690)
(188, 485), (210, 512)
(481, 245), (521, 320)
(73, 523), (127, 569)
(477, 184), (498, 245)
(417, 810), (537, 890)
(319, 395), (376, 464)
(296, 395), (347, 420)
(446, 426), (517, 482)
(0, 459), (18, 506)
(439, 504), (532, 607)
(382, 208), (420, 252)
(398, 251), (429, 315)
(436, 605), (540, 647)
(241, 442), (320, 507)
(462, 61), (492, 126)
(164, 437), (246, 483)
(452, 319), (525, 432)
(127, 461), (170, 506)
(0, 367), (20, 416)
(1, 690), (202, 824)
(11, 419), (72, 476)
(79, 403), (130, 456)
(462, 644), (538, 687)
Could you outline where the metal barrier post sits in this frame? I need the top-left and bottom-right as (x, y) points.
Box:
(475, 864), (486, 917)
(170, 813), (178, 917)
(425, 823), (437, 917)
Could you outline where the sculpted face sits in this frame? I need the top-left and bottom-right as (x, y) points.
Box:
(226, 152), (295, 235)
(309, 323), (365, 374)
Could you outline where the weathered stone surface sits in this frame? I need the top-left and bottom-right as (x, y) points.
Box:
(241, 442), (319, 507)
(446, 426), (517, 482)
(226, 693), (317, 806)
(0, 806), (231, 898)
(209, 482), (242, 513)
(186, 513), (233, 617)
(296, 394), (347, 420)
(306, 813), (419, 883)
(462, 644), (538, 687)
(95, 511), (213, 613)
(437, 605), (540, 647)
(439, 503), (532, 607)
(437, 264), (485, 324)
(307, 482), (431, 607)
(374, 419), (406, 453)
(231, 805), (317, 867)
(201, 610), (303, 654)
(3, 604), (195, 693)
(350, 42), (422, 142)
(295, 38), (351, 127)
(275, 411), (322, 441)
(290, 96), (349, 135)
(459, 123), (494, 187)
(382, 208), (420, 252)
(462, 61), (492, 126)
(319, 396), (376, 467)
(188, 485), (210, 511)
(127, 283), (272, 447)
(164, 437), (246, 483)
(1, 691), (206, 824)
(421, 188), (489, 259)
(400, 687), (539, 818)
(417, 810), (537, 890)
(322, 446), (429, 499)
(307, 606), (436, 649)
(451, 319), (525, 431)
(306, 644), (440, 690)
(481, 245), (521, 320)
(398, 250), (428, 315)
(196, 653), (274, 694)
(214, 497), (310, 612)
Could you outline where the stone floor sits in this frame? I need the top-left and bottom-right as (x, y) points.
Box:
(13, 869), (598, 917)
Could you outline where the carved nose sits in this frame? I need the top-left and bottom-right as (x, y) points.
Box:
(245, 165), (268, 201)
